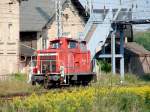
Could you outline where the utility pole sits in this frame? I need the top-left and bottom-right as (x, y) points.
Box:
(111, 31), (116, 75)
(120, 29), (125, 81)
(56, 0), (63, 38)
(119, 0), (122, 5)
(85, 0), (93, 15)
(89, 0), (93, 16)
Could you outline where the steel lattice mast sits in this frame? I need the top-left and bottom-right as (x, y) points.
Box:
(56, 0), (63, 38)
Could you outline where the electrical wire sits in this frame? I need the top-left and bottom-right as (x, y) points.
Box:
(0, 0), (149, 26)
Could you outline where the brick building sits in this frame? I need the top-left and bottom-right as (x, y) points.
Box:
(0, 0), (20, 75)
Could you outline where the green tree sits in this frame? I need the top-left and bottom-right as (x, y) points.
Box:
(134, 31), (150, 51)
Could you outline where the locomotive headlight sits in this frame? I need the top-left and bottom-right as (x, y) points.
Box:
(82, 59), (86, 64)
(52, 75), (60, 81)
(60, 41), (63, 44)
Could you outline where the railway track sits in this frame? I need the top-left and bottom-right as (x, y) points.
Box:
(0, 86), (74, 101)
(0, 91), (48, 101)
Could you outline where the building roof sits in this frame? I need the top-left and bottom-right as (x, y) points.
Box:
(20, 0), (87, 32)
(20, 44), (35, 56)
(20, 0), (65, 31)
(125, 42), (150, 56)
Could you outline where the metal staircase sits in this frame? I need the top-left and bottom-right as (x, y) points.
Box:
(83, 12), (103, 43)
(82, 7), (130, 58)
(80, 0), (150, 78)
(85, 24), (98, 42)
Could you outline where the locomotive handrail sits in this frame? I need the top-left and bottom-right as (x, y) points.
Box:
(30, 59), (89, 75)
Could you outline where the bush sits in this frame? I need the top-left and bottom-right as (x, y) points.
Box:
(97, 60), (111, 73)
(134, 31), (150, 51)
(12, 73), (27, 82)
(1, 86), (150, 112)
(0, 73), (42, 96)
(0, 73), (150, 112)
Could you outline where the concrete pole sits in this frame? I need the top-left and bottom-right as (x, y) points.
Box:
(120, 30), (125, 80)
(111, 31), (116, 75)
(119, 0), (122, 5)
(89, 0), (93, 16)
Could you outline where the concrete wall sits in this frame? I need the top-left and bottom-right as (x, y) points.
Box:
(0, 0), (19, 75)
(37, 1), (85, 50)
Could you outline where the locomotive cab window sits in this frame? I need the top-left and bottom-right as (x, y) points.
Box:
(51, 41), (60, 49)
(68, 41), (77, 49)
(80, 42), (87, 51)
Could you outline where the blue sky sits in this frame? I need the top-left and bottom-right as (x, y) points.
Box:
(80, 0), (150, 8)
(79, 0), (150, 19)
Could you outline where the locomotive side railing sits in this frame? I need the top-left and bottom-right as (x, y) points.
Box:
(31, 60), (57, 74)
(30, 59), (89, 75)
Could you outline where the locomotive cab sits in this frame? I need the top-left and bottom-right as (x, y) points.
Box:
(31, 37), (96, 88)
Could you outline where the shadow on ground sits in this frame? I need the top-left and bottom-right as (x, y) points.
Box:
(139, 74), (150, 82)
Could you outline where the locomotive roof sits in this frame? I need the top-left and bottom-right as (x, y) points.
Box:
(50, 37), (86, 43)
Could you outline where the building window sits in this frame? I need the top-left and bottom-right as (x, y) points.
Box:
(80, 42), (87, 51)
(9, 3), (12, 12)
(63, 14), (69, 21)
(0, 24), (1, 41)
(8, 23), (13, 40)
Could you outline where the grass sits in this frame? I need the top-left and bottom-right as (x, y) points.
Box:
(0, 73), (149, 96)
(0, 73), (150, 112)
(0, 84), (150, 112)
(94, 73), (150, 87)
(0, 73), (43, 96)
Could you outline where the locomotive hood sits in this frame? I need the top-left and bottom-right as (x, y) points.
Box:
(36, 49), (60, 55)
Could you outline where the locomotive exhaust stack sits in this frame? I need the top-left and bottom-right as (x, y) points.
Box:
(31, 37), (96, 88)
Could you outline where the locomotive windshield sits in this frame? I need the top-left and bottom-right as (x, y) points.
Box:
(80, 42), (87, 51)
(68, 41), (77, 49)
(51, 41), (60, 49)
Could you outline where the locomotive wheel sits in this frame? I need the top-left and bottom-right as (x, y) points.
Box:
(93, 75), (97, 83)
(82, 81), (89, 86)
(44, 78), (49, 89)
(32, 81), (36, 86)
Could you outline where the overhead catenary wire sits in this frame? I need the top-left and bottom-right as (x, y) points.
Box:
(0, 0), (149, 25)
(0, 9), (150, 18)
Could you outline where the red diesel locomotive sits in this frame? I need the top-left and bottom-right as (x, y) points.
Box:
(31, 37), (96, 88)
